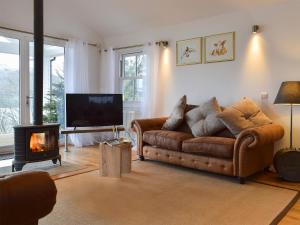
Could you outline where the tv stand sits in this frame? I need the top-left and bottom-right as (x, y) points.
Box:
(61, 126), (125, 152)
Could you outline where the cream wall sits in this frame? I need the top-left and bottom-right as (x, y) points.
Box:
(104, 0), (300, 150)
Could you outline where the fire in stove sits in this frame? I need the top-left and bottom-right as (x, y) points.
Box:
(30, 133), (47, 152)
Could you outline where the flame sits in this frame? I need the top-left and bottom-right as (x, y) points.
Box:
(30, 133), (46, 152)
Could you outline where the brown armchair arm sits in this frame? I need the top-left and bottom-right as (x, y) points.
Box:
(131, 117), (168, 157)
(0, 171), (57, 225)
(233, 124), (284, 177)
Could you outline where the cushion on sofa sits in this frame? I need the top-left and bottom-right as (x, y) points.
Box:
(162, 95), (187, 130)
(185, 97), (225, 137)
(175, 104), (197, 134)
(182, 137), (235, 159)
(217, 97), (272, 136)
(143, 130), (193, 152)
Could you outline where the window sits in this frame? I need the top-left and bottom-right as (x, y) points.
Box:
(0, 35), (20, 149)
(120, 52), (146, 103)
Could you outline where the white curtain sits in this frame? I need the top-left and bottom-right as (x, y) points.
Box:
(65, 39), (94, 147)
(100, 48), (116, 94)
(142, 43), (161, 118)
(85, 47), (117, 142)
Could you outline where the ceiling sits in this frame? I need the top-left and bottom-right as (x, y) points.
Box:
(57, 0), (286, 38)
(0, 0), (287, 39)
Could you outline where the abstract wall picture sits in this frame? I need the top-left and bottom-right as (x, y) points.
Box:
(176, 37), (202, 66)
(204, 32), (235, 63)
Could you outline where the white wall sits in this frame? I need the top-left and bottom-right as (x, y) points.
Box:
(104, 0), (300, 150)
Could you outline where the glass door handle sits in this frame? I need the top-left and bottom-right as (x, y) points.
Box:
(26, 96), (33, 105)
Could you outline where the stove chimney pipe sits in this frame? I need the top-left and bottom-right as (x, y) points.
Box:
(33, 0), (44, 125)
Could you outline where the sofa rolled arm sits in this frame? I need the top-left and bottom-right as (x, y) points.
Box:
(131, 117), (168, 157)
(131, 117), (168, 133)
(0, 171), (57, 225)
(233, 123), (284, 177)
(235, 123), (284, 149)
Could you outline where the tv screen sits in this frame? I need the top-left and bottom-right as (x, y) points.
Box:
(66, 94), (123, 127)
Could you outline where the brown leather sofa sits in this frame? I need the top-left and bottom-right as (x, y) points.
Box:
(0, 171), (57, 225)
(132, 117), (284, 183)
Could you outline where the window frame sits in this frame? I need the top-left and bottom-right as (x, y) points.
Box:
(28, 40), (66, 125)
(0, 28), (66, 125)
(118, 49), (146, 108)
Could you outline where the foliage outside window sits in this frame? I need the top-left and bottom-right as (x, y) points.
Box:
(43, 56), (65, 127)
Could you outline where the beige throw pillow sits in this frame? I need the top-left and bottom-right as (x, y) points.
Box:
(217, 97), (272, 136)
(162, 95), (187, 130)
(185, 97), (225, 137)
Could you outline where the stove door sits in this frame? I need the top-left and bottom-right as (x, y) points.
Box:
(26, 126), (59, 161)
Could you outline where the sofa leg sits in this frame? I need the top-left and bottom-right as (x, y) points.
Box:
(138, 155), (145, 161)
(264, 166), (270, 172)
(238, 177), (246, 184)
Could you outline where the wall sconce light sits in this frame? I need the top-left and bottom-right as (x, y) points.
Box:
(156, 41), (169, 48)
(252, 25), (260, 34)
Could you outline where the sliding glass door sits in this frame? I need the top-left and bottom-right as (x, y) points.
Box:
(0, 35), (20, 151)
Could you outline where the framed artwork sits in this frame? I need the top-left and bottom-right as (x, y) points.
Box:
(176, 37), (202, 66)
(204, 32), (235, 63)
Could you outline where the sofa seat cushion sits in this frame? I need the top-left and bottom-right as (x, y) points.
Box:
(143, 130), (193, 152)
(182, 137), (236, 159)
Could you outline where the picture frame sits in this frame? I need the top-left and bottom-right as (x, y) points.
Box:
(204, 32), (235, 63)
(176, 37), (202, 66)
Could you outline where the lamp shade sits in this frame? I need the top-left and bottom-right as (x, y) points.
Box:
(274, 81), (300, 104)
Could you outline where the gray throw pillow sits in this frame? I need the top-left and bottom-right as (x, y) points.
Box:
(162, 95), (187, 130)
(217, 97), (272, 136)
(185, 97), (225, 137)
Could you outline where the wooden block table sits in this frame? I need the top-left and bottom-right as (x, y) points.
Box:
(100, 142), (132, 178)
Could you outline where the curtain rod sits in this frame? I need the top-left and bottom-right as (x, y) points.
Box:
(0, 25), (98, 47)
(112, 44), (144, 51)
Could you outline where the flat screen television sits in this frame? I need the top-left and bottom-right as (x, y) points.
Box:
(66, 94), (123, 127)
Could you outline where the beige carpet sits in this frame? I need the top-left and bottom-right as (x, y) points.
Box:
(40, 160), (298, 225)
(0, 161), (97, 179)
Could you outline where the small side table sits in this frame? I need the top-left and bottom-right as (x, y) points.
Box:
(274, 148), (300, 182)
(100, 142), (132, 178)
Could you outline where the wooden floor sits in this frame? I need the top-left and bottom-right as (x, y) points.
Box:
(55, 146), (300, 224)
(61, 145), (100, 166)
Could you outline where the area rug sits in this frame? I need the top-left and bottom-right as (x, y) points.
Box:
(0, 160), (98, 179)
(40, 160), (299, 225)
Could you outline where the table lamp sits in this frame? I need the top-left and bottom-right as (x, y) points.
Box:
(274, 81), (300, 149)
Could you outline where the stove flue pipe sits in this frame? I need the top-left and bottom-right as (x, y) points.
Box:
(33, 0), (44, 125)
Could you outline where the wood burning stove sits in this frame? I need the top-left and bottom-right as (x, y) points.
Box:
(13, 124), (61, 171)
(12, 0), (61, 171)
